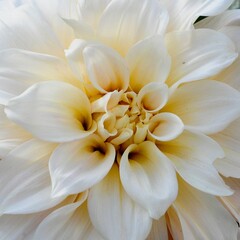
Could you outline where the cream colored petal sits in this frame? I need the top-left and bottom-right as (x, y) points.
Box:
(88, 164), (152, 240)
(164, 80), (240, 134)
(172, 178), (238, 240)
(165, 29), (237, 89)
(160, 130), (233, 196)
(220, 178), (240, 223)
(212, 118), (240, 178)
(137, 83), (168, 112)
(161, 0), (233, 31)
(147, 217), (168, 240)
(65, 39), (130, 93)
(0, 3), (63, 56)
(133, 123), (148, 144)
(126, 36), (171, 93)
(91, 90), (122, 113)
(97, 112), (118, 140)
(98, 0), (168, 55)
(0, 139), (66, 214)
(195, 9), (240, 30)
(33, 192), (103, 240)
(0, 48), (81, 105)
(148, 113), (184, 142)
(120, 141), (178, 219)
(5, 81), (96, 142)
(49, 135), (115, 197)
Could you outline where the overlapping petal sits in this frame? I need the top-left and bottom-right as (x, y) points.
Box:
(160, 130), (233, 196)
(5, 81), (96, 142)
(65, 39), (129, 93)
(0, 139), (65, 214)
(164, 80), (240, 134)
(126, 37), (171, 92)
(120, 141), (178, 219)
(161, 0), (233, 31)
(88, 164), (152, 240)
(49, 134), (115, 197)
(165, 29), (237, 89)
(98, 0), (168, 55)
(172, 178), (238, 240)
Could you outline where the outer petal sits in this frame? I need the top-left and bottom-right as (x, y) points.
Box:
(98, 0), (168, 55)
(212, 118), (240, 178)
(165, 29), (237, 89)
(49, 135), (115, 197)
(160, 130), (233, 196)
(0, 106), (30, 158)
(88, 164), (152, 240)
(172, 178), (238, 240)
(126, 37), (171, 93)
(0, 49), (81, 105)
(0, 139), (65, 214)
(5, 81), (96, 142)
(164, 80), (240, 134)
(120, 141), (178, 219)
(161, 0), (233, 31)
(0, 3), (63, 55)
(147, 217), (168, 240)
(221, 178), (240, 223)
(33, 192), (103, 240)
(65, 39), (130, 93)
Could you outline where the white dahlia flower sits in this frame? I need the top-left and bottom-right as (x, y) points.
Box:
(1, 0), (240, 239)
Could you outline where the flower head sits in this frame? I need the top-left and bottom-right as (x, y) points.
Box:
(1, 0), (240, 239)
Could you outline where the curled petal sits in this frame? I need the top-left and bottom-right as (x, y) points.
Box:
(137, 83), (169, 113)
(120, 141), (178, 219)
(49, 134), (115, 197)
(127, 36), (171, 92)
(88, 164), (152, 240)
(65, 39), (130, 93)
(98, 0), (168, 55)
(148, 113), (184, 142)
(5, 81), (96, 142)
(97, 112), (118, 140)
(91, 90), (122, 113)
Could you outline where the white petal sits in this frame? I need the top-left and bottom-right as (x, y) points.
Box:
(136, 83), (168, 113)
(91, 90), (122, 113)
(0, 3), (63, 55)
(65, 39), (130, 93)
(120, 141), (178, 219)
(161, 0), (233, 31)
(88, 164), (152, 240)
(164, 80), (240, 134)
(49, 134), (115, 197)
(160, 130), (233, 196)
(172, 178), (238, 240)
(98, 0), (168, 55)
(5, 81), (96, 142)
(148, 113), (184, 142)
(195, 9), (240, 30)
(0, 139), (65, 214)
(165, 29), (237, 89)
(221, 178), (240, 223)
(147, 217), (168, 240)
(34, 192), (102, 240)
(212, 118), (240, 178)
(0, 49), (81, 105)
(32, 0), (75, 49)
(126, 36), (171, 93)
